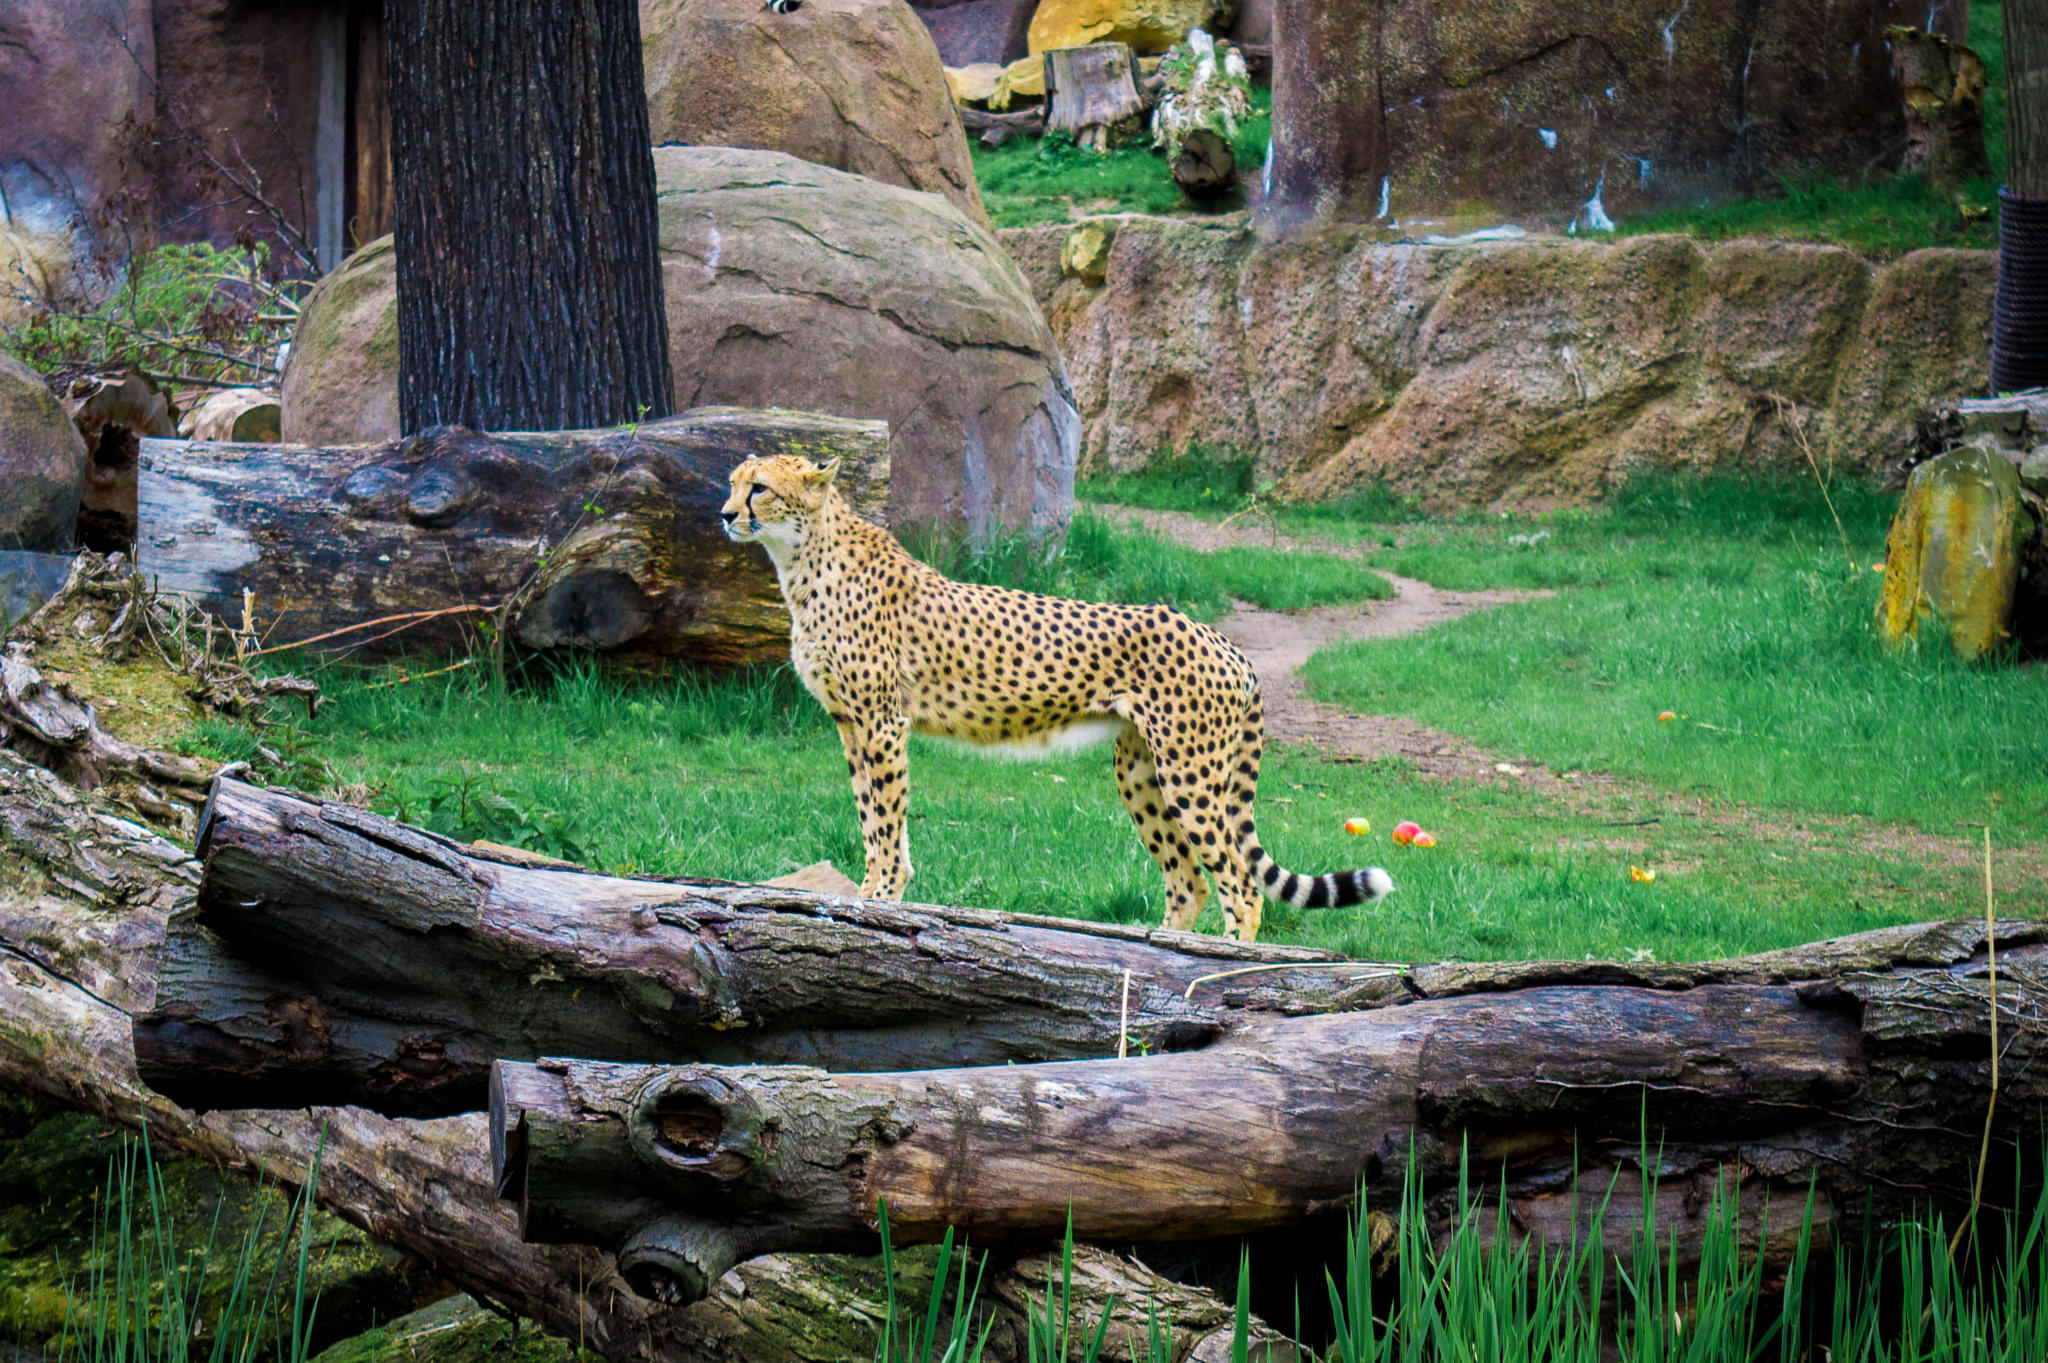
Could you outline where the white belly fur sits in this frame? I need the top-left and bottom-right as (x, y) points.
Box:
(922, 717), (1126, 761)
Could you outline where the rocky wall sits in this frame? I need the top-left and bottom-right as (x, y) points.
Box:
(1001, 217), (1992, 504)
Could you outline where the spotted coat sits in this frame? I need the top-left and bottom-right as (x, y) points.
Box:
(720, 455), (1392, 941)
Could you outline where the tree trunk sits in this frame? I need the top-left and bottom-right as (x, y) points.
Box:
(1888, 26), (1991, 191)
(1172, 129), (1236, 200)
(134, 777), (1402, 1118)
(493, 939), (2041, 1301)
(131, 411), (887, 668)
(0, 747), (1286, 1363)
(2008, 0), (2048, 199)
(1258, 0), (1386, 228)
(1044, 44), (1147, 152)
(386, 0), (672, 433)
(1994, 0), (2048, 392)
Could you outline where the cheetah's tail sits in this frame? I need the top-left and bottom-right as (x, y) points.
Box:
(1246, 842), (1394, 910)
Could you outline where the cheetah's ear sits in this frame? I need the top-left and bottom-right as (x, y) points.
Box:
(806, 457), (843, 486)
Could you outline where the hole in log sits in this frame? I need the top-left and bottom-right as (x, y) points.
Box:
(518, 568), (652, 649)
(77, 425), (139, 554)
(622, 1262), (692, 1305)
(654, 1094), (724, 1159)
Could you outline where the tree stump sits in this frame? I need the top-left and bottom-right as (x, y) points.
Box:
(1888, 26), (1991, 192)
(1043, 44), (1146, 152)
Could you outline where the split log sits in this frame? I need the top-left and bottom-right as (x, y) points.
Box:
(1044, 44), (1146, 152)
(491, 938), (2044, 1301)
(181, 386), (282, 443)
(959, 106), (1046, 138)
(134, 408), (888, 668)
(69, 369), (176, 554)
(0, 747), (1276, 1363)
(1171, 128), (1236, 199)
(134, 777), (1406, 1118)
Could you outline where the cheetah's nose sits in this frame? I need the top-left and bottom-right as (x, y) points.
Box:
(720, 510), (739, 525)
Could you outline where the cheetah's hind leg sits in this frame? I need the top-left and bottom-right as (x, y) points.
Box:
(1112, 722), (1208, 931)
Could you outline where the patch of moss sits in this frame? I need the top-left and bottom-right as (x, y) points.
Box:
(0, 1104), (432, 1357)
(311, 1296), (587, 1363)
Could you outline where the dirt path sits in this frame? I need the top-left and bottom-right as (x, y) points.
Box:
(1092, 504), (1559, 784)
(1090, 504), (2041, 883)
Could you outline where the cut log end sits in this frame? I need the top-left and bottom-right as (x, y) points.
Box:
(1173, 128), (1237, 199)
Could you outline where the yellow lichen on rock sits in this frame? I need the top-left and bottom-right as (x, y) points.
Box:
(988, 54), (1047, 109)
(1874, 444), (2031, 659)
(1026, 0), (1234, 56)
(946, 62), (1006, 105)
(1061, 220), (1117, 285)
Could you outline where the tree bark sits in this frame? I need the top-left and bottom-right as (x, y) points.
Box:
(492, 938), (2042, 1300)
(131, 411), (888, 669)
(2008, 0), (2048, 199)
(1044, 44), (1147, 153)
(134, 777), (1403, 1118)
(386, 0), (673, 433)
(1888, 26), (1991, 191)
(0, 748), (1284, 1363)
(1258, 0), (1386, 228)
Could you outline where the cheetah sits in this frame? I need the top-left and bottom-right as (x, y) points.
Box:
(720, 455), (1393, 941)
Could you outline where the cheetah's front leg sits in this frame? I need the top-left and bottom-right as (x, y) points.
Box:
(835, 715), (913, 899)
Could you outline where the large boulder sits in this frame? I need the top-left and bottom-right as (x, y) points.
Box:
(278, 236), (399, 446)
(1004, 216), (1993, 505)
(641, 0), (989, 231)
(913, 0), (1037, 67)
(282, 148), (1077, 543)
(1874, 446), (2032, 660)
(0, 354), (86, 552)
(1025, 0), (1234, 54)
(1327, 0), (1966, 226)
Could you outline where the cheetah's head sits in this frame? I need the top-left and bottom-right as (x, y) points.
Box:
(721, 456), (842, 557)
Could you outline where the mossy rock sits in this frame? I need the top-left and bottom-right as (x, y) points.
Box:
(1874, 444), (2033, 660)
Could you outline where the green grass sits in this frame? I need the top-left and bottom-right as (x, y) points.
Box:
(906, 510), (1391, 620)
(971, 88), (1271, 228)
(1293, 474), (2048, 835)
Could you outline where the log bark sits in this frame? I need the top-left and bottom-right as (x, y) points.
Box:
(491, 937), (2044, 1300)
(134, 777), (1405, 1118)
(133, 409), (888, 668)
(1044, 44), (1147, 152)
(0, 747), (1283, 1363)
(386, 0), (673, 433)
(1172, 128), (1236, 199)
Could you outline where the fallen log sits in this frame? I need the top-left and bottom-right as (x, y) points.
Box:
(0, 746), (1286, 1363)
(133, 408), (888, 668)
(1171, 128), (1235, 199)
(134, 776), (1407, 1117)
(491, 937), (2044, 1301)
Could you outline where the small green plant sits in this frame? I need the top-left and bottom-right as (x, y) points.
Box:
(50, 1131), (325, 1363)
(874, 1201), (994, 1363)
(1022, 1213), (1115, 1363)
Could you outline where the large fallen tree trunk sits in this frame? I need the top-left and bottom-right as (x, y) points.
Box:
(135, 778), (1405, 1116)
(0, 747), (1290, 1363)
(491, 941), (2044, 1301)
(133, 409), (888, 668)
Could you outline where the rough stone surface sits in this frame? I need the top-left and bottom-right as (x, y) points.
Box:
(279, 236), (399, 447)
(0, 0), (153, 316)
(1346, 0), (1967, 227)
(282, 149), (1077, 543)
(915, 0), (1038, 67)
(642, 0), (989, 230)
(1875, 445), (2031, 659)
(1004, 216), (1994, 504)
(1026, 0), (1235, 55)
(0, 355), (87, 552)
